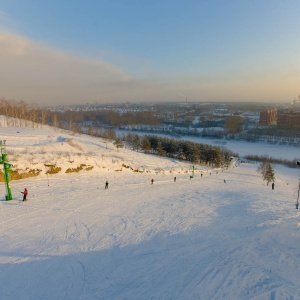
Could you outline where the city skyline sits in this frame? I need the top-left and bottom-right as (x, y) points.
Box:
(1, 0), (300, 105)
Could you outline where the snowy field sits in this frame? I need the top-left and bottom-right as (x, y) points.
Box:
(0, 123), (300, 299)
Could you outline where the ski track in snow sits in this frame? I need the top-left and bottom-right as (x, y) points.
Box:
(0, 124), (299, 299)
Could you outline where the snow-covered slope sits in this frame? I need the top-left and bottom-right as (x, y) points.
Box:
(2, 125), (207, 177)
(0, 124), (299, 300)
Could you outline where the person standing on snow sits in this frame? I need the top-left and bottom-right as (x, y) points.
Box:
(174, 177), (176, 182)
(151, 179), (154, 184)
(21, 188), (28, 201)
(272, 182), (274, 190)
(105, 181), (109, 189)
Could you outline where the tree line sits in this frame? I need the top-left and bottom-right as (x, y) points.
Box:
(121, 133), (233, 168)
(0, 99), (233, 168)
(0, 98), (163, 129)
(245, 154), (299, 168)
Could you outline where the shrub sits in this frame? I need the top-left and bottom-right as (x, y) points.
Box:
(0, 169), (42, 181)
(45, 165), (61, 174)
(65, 164), (87, 173)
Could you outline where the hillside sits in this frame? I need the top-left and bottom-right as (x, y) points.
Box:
(0, 124), (210, 181)
(0, 124), (299, 299)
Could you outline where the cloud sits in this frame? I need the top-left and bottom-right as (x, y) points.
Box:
(0, 30), (299, 105)
(0, 31), (172, 104)
(0, 31), (31, 56)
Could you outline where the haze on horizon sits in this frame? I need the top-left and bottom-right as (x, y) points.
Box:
(0, 0), (300, 106)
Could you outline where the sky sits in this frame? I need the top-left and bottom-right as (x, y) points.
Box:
(0, 0), (300, 105)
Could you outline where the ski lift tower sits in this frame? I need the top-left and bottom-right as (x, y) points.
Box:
(191, 164), (195, 178)
(0, 140), (13, 200)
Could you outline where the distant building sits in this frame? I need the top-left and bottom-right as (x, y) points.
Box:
(277, 112), (300, 130)
(259, 109), (277, 125)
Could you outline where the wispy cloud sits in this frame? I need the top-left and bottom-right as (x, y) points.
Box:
(0, 30), (298, 104)
(0, 31), (172, 104)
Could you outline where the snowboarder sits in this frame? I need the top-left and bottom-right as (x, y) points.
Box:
(151, 179), (154, 184)
(272, 182), (274, 190)
(105, 181), (109, 189)
(174, 177), (176, 182)
(21, 188), (28, 201)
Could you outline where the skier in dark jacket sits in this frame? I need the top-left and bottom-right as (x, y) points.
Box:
(105, 181), (109, 189)
(272, 182), (274, 190)
(21, 188), (28, 201)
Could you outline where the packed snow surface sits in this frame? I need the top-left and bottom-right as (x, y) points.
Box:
(0, 124), (299, 299)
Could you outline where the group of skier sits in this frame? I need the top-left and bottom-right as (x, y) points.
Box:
(21, 166), (276, 202)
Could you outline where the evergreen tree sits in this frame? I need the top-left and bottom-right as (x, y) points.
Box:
(224, 151), (231, 167)
(177, 147), (185, 160)
(125, 132), (133, 144)
(257, 159), (269, 177)
(263, 163), (275, 185)
(156, 140), (166, 156)
(189, 145), (200, 163)
(258, 159), (275, 185)
(141, 136), (151, 153)
(113, 138), (124, 152)
(132, 134), (141, 151)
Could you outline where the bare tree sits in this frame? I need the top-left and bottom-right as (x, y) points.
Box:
(40, 108), (48, 128)
(52, 113), (58, 128)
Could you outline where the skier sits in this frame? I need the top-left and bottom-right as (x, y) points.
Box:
(272, 182), (274, 190)
(174, 177), (176, 182)
(224, 179), (226, 183)
(105, 181), (109, 189)
(151, 179), (154, 184)
(21, 188), (28, 201)
(190, 175), (193, 180)
(201, 173), (203, 177)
